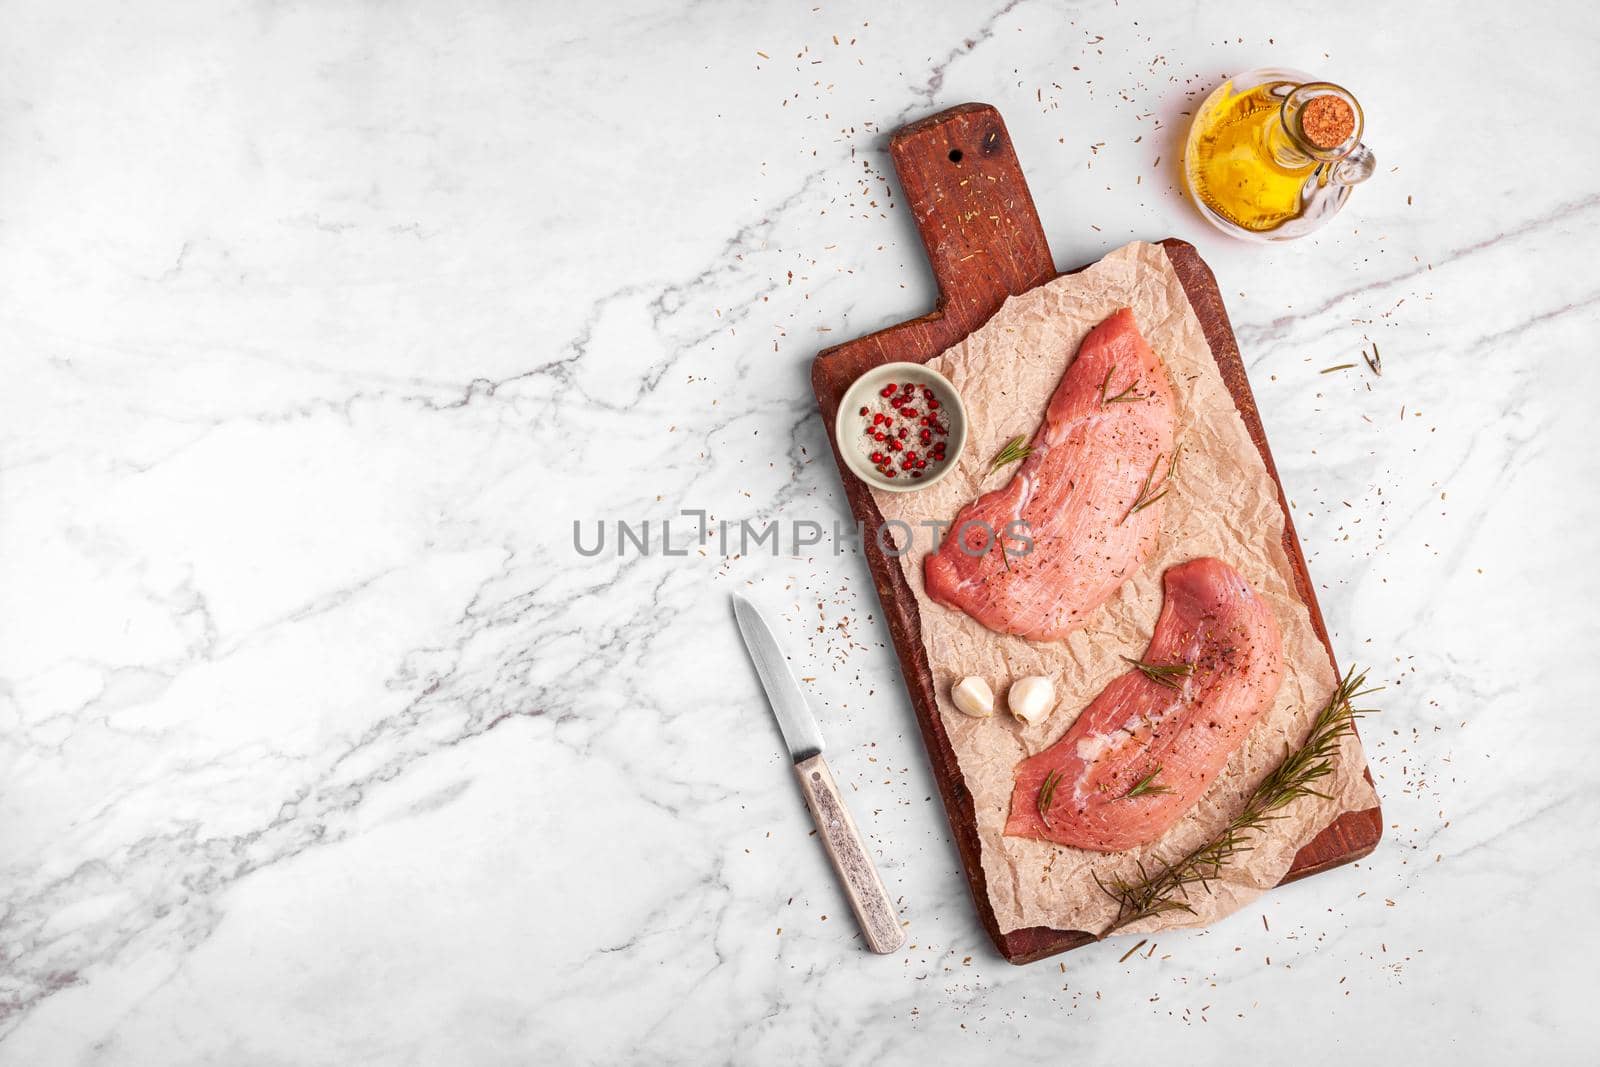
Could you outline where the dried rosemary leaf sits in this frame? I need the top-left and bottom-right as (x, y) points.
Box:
(1123, 657), (1194, 689)
(1120, 765), (1176, 800)
(1037, 768), (1064, 828)
(1123, 447), (1180, 523)
(988, 434), (1033, 474)
(1099, 362), (1145, 405)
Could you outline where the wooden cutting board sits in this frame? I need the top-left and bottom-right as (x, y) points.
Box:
(812, 103), (1382, 965)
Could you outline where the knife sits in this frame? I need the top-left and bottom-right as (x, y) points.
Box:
(731, 592), (905, 955)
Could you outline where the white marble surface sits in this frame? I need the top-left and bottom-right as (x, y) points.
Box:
(3, 0), (1597, 1061)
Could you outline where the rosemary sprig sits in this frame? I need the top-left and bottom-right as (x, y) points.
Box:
(1122, 447), (1180, 523)
(1120, 765), (1175, 800)
(1099, 363), (1144, 405)
(1123, 656), (1194, 690)
(1095, 666), (1380, 937)
(1037, 769), (1064, 828)
(988, 434), (1033, 474)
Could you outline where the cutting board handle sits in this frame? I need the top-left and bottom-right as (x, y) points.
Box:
(888, 103), (1057, 336)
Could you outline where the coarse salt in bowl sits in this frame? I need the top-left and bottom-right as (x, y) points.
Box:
(834, 362), (968, 493)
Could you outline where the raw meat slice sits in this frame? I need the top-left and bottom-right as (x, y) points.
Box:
(923, 308), (1177, 641)
(1005, 558), (1284, 852)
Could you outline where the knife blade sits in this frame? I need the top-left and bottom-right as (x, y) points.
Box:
(731, 592), (905, 955)
(731, 592), (824, 763)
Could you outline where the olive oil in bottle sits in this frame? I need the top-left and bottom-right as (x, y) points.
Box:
(1186, 81), (1310, 232)
(1182, 69), (1376, 242)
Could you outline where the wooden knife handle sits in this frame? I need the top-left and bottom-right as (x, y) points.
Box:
(793, 753), (905, 955)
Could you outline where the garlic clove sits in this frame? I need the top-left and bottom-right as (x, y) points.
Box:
(1008, 675), (1056, 726)
(950, 676), (994, 718)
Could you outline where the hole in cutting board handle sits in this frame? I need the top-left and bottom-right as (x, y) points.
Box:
(948, 148), (963, 163)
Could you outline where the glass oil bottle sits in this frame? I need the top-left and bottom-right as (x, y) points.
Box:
(1183, 69), (1376, 241)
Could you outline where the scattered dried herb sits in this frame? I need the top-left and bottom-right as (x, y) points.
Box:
(1095, 666), (1380, 937)
(1363, 344), (1382, 376)
(1320, 363), (1356, 374)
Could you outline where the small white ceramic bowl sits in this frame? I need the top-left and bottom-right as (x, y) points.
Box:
(834, 362), (969, 493)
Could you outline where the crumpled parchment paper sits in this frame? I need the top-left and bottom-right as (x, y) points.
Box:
(870, 241), (1379, 937)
